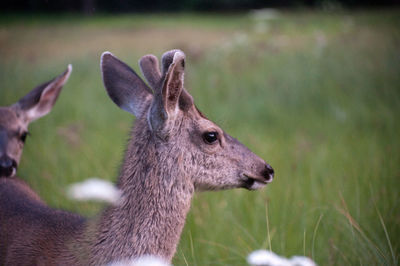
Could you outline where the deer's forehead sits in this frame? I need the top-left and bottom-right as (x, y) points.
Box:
(195, 117), (218, 130)
(188, 108), (222, 132)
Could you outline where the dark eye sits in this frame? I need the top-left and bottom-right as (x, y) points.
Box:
(20, 132), (29, 143)
(203, 131), (219, 144)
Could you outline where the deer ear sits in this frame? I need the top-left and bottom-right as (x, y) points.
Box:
(161, 49), (180, 76)
(148, 50), (186, 137)
(101, 52), (153, 117)
(159, 50), (193, 112)
(162, 51), (185, 115)
(12, 64), (72, 123)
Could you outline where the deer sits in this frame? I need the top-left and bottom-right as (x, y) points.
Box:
(0, 65), (72, 179)
(0, 50), (274, 265)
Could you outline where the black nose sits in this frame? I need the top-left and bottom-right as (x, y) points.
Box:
(0, 156), (17, 178)
(262, 164), (274, 182)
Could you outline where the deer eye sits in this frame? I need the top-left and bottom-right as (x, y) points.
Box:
(203, 131), (218, 144)
(20, 132), (29, 143)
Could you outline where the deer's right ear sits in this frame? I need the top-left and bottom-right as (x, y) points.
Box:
(101, 52), (153, 117)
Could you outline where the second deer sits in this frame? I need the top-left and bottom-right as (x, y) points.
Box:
(0, 50), (274, 265)
(0, 65), (72, 178)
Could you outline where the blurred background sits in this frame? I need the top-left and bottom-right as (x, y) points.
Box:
(0, 1), (399, 265)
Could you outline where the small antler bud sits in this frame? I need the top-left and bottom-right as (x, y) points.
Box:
(139, 54), (161, 90)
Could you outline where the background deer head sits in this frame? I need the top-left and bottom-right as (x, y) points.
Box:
(0, 65), (72, 178)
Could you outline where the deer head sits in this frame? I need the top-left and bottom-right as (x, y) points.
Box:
(0, 65), (72, 178)
(101, 50), (273, 191)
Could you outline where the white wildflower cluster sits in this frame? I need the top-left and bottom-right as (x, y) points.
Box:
(247, 250), (316, 266)
(67, 177), (121, 204)
(108, 255), (171, 266)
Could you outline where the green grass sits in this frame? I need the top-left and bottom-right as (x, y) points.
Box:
(1, 9), (399, 265)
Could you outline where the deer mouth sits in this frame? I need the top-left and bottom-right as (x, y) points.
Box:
(242, 174), (270, 190)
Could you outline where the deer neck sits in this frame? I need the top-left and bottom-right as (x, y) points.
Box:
(89, 119), (194, 264)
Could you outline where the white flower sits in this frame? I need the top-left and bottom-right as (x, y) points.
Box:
(108, 255), (171, 266)
(247, 250), (317, 266)
(247, 250), (291, 266)
(67, 177), (121, 204)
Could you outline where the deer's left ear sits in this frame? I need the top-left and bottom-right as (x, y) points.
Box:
(12, 65), (72, 123)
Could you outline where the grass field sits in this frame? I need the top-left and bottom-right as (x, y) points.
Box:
(1, 9), (399, 265)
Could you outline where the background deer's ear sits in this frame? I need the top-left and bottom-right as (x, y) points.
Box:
(12, 64), (72, 123)
(149, 50), (187, 138)
(101, 52), (153, 117)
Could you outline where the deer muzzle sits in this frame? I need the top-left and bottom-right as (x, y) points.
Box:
(243, 164), (274, 190)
